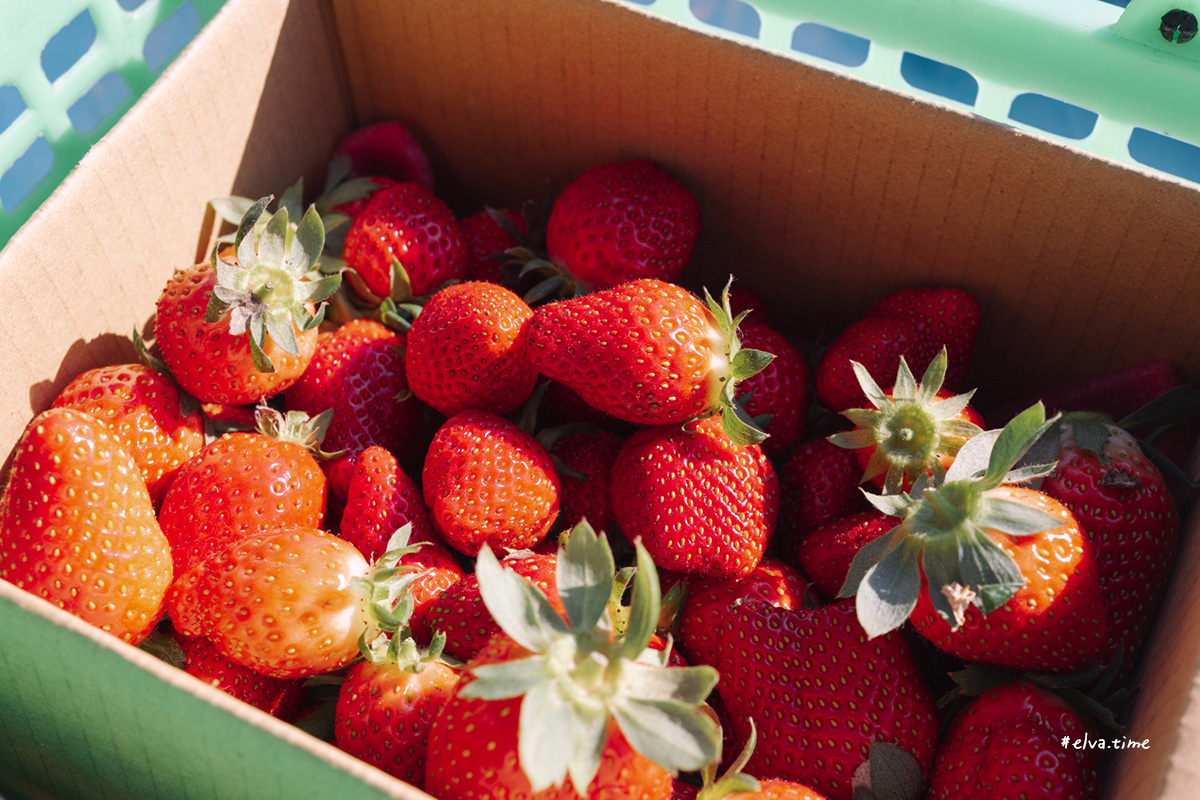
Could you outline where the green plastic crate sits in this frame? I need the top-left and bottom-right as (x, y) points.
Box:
(0, 0), (227, 247)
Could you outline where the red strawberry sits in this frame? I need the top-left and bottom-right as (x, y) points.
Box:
(610, 416), (778, 580)
(727, 285), (771, 327)
(51, 362), (205, 507)
(772, 437), (870, 558)
(342, 182), (468, 302)
(168, 627), (305, 720)
(413, 551), (560, 662)
(330, 120), (435, 193)
(404, 281), (539, 417)
(711, 599), (939, 800)
(546, 427), (625, 535)
(422, 409), (561, 555)
(734, 323), (810, 455)
(539, 379), (633, 431)
(927, 680), (1099, 799)
(157, 406), (328, 579)
(545, 159), (699, 292)
(338, 445), (436, 558)
(461, 207), (528, 285)
(154, 200), (338, 405)
(283, 318), (424, 507)
(0, 408), (173, 644)
(328, 174), (399, 222)
(527, 278), (773, 443)
(795, 510), (893, 601)
(1038, 417), (1180, 671)
(814, 316), (921, 414)
(864, 286), (980, 389)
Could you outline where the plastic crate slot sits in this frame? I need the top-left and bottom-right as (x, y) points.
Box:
(0, 137), (54, 212)
(1128, 127), (1200, 183)
(899, 52), (978, 106)
(145, 2), (200, 73)
(0, 86), (25, 136)
(67, 73), (132, 135)
(1008, 93), (1098, 140)
(790, 22), (870, 67)
(690, 0), (760, 37)
(41, 10), (98, 84)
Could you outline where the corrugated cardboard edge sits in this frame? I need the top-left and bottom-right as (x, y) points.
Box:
(0, 578), (434, 800)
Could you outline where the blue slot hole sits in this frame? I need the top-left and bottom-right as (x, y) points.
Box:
(791, 22), (870, 67)
(118, 0), (150, 9)
(900, 52), (978, 105)
(690, 0), (760, 38)
(42, 10), (97, 84)
(0, 85), (26, 133)
(1008, 93), (1098, 140)
(1129, 128), (1200, 184)
(145, 1), (199, 73)
(67, 73), (132, 134)
(0, 137), (54, 212)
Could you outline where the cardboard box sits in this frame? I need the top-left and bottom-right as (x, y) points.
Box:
(2, 0), (1200, 797)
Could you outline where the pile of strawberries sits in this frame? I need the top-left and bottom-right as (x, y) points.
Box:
(0, 120), (1194, 800)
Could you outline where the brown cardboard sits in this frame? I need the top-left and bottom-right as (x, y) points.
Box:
(2, 0), (1200, 797)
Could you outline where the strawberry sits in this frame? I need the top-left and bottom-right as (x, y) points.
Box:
(404, 281), (539, 417)
(51, 362), (205, 507)
(342, 181), (469, 302)
(1037, 416), (1180, 671)
(726, 285), (771, 328)
(327, 174), (399, 222)
(863, 286), (981, 389)
(424, 522), (722, 799)
(156, 406), (329, 579)
(330, 120), (436, 193)
(771, 437), (870, 558)
(422, 409), (561, 555)
(734, 323), (810, 455)
(795, 510), (893, 601)
(167, 627), (305, 720)
(0, 408), (173, 644)
(544, 159), (700, 292)
(527, 278), (774, 444)
(167, 526), (415, 679)
(709, 599), (939, 800)
(546, 427), (625, 536)
(461, 207), (528, 285)
(338, 445), (436, 558)
(611, 416), (778, 580)
(842, 404), (1110, 674)
(412, 551), (561, 662)
(927, 680), (1099, 799)
(814, 316), (922, 414)
(154, 198), (339, 405)
(827, 349), (984, 493)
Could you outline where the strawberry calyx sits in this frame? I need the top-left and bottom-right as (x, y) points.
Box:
(702, 280), (775, 447)
(206, 197), (341, 373)
(253, 404), (344, 460)
(688, 718), (763, 800)
(828, 348), (983, 493)
(840, 403), (1062, 639)
(850, 741), (924, 800)
(462, 519), (721, 794)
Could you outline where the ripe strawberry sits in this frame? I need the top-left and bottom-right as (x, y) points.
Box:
(710, 599), (939, 800)
(412, 551), (561, 662)
(611, 416), (778, 579)
(795, 510), (893, 601)
(404, 281), (539, 417)
(814, 316), (922, 414)
(51, 362), (205, 507)
(726, 285), (771, 328)
(0, 408), (172, 644)
(167, 627), (305, 720)
(863, 286), (981, 389)
(154, 199), (338, 405)
(424, 522), (721, 799)
(771, 437), (870, 558)
(545, 159), (700, 292)
(461, 207), (528, 285)
(827, 349), (984, 493)
(342, 181), (468, 302)
(927, 680), (1099, 799)
(842, 404), (1110, 674)
(734, 323), (810, 455)
(1037, 417), (1180, 670)
(546, 427), (625, 535)
(422, 409), (561, 555)
(330, 120), (435, 193)
(283, 317), (424, 505)
(338, 445), (436, 558)
(527, 278), (773, 443)
(168, 526), (414, 679)
(157, 406), (329, 579)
